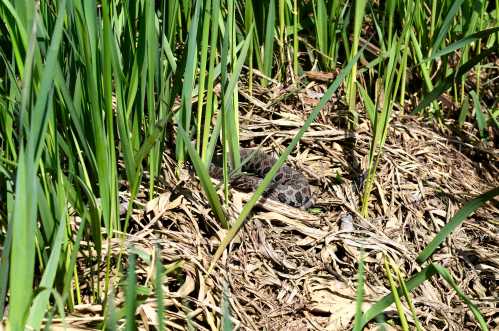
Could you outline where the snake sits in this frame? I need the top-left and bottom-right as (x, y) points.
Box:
(209, 148), (313, 209)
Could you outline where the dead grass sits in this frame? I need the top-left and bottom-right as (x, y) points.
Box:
(58, 77), (498, 330)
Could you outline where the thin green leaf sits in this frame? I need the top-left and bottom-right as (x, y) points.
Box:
(458, 96), (470, 127)
(155, 245), (165, 331)
(262, 0), (275, 86)
(413, 47), (495, 113)
(177, 125), (228, 228)
(429, 26), (499, 61)
(357, 82), (376, 126)
(176, 0), (202, 165)
(384, 257), (409, 331)
(125, 253), (137, 331)
(222, 283), (233, 331)
(0, 201), (13, 319)
(353, 251), (366, 331)
(417, 186), (499, 263)
(28, 0), (67, 162)
(360, 262), (487, 329)
(26, 218), (66, 330)
(360, 264), (436, 326)
(9, 149), (37, 330)
(470, 90), (487, 139)
(430, 0), (466, 53)
(431, 264), (488, 330)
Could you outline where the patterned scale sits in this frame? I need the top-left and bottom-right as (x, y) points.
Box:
(209, 148), (313, 209)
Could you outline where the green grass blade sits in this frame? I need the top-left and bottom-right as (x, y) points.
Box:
(26, 216), (66, 330)
(346, 0), (367, 127)
(9, 149), (37, 330)
(61, 208), (86, 307)
(417, 186), (499, 263)
(430, 0), (466, 53)
(222, 26), (253, 174)
(357, 82), (376, 126)
(195, 0), (212, 153)
(105, 288), (117, 330)
(222, 282), (233, 331)
(144, 0), (160, 196)
(431, 264), (488, 329)
(177, 125), (227, 228)
(458, 96), (470, 127)
(7, 1), (67, 326)
(352, 251), (366, 331)
(470, 90), (487, 140)
(409, 29), (435, 108)
(155, 245), (165, 331)
(201, 0), (221, 161)
(413, 47), (495, 113)
(134, 117), (171, 173)
(383, 257), (409, 331)
(429, 26), (499, 61)
(262, 0), (275, 87)
(396, 265), (424, 331)
(292, 0), (299, 75)
(28, 0), (67, 162)
(0, 0), (29, 74)
(360, 264), (439, 327)
(361, 262), (487, 329)
(0, 196), (13, 319)
(176, 0), (202, 167)
(125, 253), (137, 331)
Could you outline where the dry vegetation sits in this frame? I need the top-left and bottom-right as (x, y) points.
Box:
(53, 78), (498, 330)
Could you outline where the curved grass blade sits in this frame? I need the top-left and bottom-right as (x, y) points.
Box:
(222, 282), (233, 331)
(0, 0), (29, 73)
(470, 90), (487, 140)
(430, 0), (465, 54)
(28, 0), (67, 162)
(360, 263), (487, 329)
(396, 264), (423, 331)
(208, 43), (368, 273)
(383, 256), (409, 331)
(429, 26), (499, 62)
(176, 0), (202, 166)
(352, 250), (366, 331)
(413, 47), (495, 114)
(177, 125), (228, 228)
(360, 261), (438, 327)
(416, 186), (499, 264)
(9, 149), (37, 330)
(155, 245), (165, 331)
(26, 216), (66, 330)
(262, 0), (275, 87)
(125, 253), (137, 331)
(431, 263), (487, 330)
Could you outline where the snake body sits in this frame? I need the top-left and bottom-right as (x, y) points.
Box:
(209, 148), (313, 209)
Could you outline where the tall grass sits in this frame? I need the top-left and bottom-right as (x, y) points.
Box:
(0, 0), (497, 329)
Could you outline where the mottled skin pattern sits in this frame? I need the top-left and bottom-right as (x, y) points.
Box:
(210, 148), (313, 209)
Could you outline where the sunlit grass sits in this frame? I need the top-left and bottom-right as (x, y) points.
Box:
(0, 0), (497, 329)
